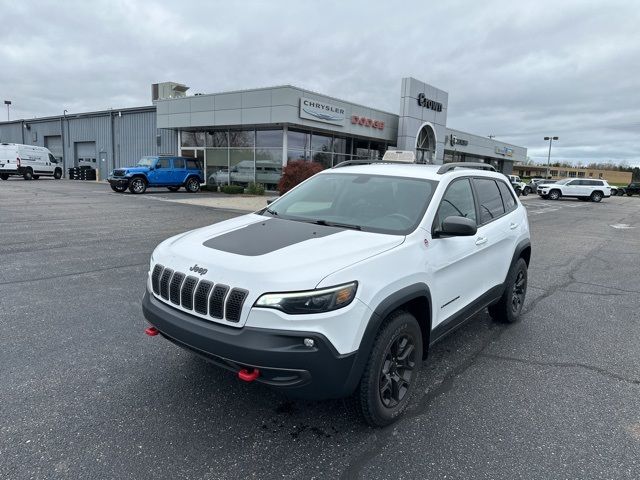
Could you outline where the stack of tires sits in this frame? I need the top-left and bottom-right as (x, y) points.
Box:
(68, 167), (97, 180)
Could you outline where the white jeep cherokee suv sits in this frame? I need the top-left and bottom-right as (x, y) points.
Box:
(537, 178), (611, 202)
(142, 161), (531, 426)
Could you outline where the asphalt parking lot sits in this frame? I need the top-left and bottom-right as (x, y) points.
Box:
(1, 179), (639, 480)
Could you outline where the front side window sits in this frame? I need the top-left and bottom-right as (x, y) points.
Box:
(433, 178), (477, 231)
(137, 156), (156, 167)
(474, 178), (505, 224)
(156, 158), (170, 169)
(263, 173), (437, 235)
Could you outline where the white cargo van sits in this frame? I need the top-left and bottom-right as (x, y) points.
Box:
(0, 143), (63, 180)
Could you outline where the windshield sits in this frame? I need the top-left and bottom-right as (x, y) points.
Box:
(136, 156), (156, 167)
(262, 173), (438, 235)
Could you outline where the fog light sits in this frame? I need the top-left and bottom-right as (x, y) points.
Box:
(303, 338), (315, 347)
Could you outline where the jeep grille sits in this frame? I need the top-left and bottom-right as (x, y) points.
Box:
(150, 264), (248, 323)
(113, 169), (126, 177)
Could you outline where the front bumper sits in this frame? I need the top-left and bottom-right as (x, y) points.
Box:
(107, 176), (130, 187)
(142, 291), (360, 399)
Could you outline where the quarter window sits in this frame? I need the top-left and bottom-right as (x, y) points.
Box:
(496, 181), (517, 212)
(434, 178), (477, 231)
(473, 178), (505, 224)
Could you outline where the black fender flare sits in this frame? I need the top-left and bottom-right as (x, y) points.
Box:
(341, 283), (432, 396)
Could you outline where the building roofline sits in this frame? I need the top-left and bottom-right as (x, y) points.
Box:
(445, 127), (524, 150)
(0, 105), (156, 125)
(156, 84), (398, 117)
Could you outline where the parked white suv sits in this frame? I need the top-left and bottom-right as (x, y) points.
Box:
(0, 143), (63, 180)
(142, 161), (531, 426)
(537, 178), (611, 202)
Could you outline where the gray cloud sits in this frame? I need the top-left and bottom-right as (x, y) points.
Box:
(1, 0), (638, 166)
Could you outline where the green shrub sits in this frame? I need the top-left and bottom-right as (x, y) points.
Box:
(246, 182), (265, 195)
(221, 184), (245, 194)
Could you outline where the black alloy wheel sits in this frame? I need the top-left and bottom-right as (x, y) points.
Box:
(511, 270), (526, 314)
(379, 334), (416, 408)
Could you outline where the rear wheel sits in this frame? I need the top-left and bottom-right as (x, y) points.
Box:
(128, 177), (147, 194)
(349, 311), (422, 427)
(185, 177), (201, 193)
(23, 168), (33, 180)
(488, 258), (528, 323)
(548, 189), (561, 200)
(0, 173), (9, 180)
(167, 186), (180, 192)
(590, 191), (603, 203)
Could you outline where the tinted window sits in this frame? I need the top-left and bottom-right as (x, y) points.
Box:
(434, 179), (476, 231)
(474, 178), (505, 224)
(186, 159), (201, 170)
(173, 158), (186, 169)
(156, 158), (170, 169)
(497, 180), (517, 212)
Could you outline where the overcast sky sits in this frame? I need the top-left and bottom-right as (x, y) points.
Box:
(1, 0), (638, 166)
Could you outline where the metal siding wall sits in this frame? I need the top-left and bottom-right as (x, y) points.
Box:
(67, 116), (112, 169)
(0, 122), (26, 143)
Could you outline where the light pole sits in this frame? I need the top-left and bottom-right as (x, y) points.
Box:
(544, 136), (558, 179)
(4, 100), (11, 121)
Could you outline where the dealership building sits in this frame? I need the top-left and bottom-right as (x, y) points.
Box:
(0, 77), (526, 184)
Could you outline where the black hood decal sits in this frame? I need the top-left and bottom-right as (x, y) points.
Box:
(202, 217), (343, 256)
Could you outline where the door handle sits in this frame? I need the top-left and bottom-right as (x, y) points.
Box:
(510, 222), (518, 230)
(475, 236), (488, 246)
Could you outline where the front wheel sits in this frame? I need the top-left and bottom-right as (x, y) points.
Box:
(488, 258), (528, 323)
(128, 177), (147, 194)
(548, 189), (561, 200)
(185, 177), (201, 193)
(349, 311), (422, 427)
(590, 191), (603, 203)
(53, 169), (62, 179)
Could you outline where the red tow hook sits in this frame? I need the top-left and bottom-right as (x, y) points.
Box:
(238, 368), (260, 382)
(145, 326), (159, 336)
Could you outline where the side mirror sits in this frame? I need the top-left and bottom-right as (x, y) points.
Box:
(436, 216), (477, 237)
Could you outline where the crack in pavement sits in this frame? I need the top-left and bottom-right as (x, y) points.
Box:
(479, 353), (640, 386)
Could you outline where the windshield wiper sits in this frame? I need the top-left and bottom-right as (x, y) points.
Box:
(264, 207), (278, 216)
(311, 219), (362, 231)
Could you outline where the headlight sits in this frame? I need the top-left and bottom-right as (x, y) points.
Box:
(255, 282), (357, 314)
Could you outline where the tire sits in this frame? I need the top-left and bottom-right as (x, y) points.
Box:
(128, 177), (147, 194)
(23, 168), (33, 180)
(1, 173), (9, 180)
(110, 183), (127, 193)
(488, 257), (528, 323)
(349, 310), (422, 427)
(521, 188), (528, 196)
(627, 192), (633, 197)
(185, 177), (201, 193)
(590, 191), (603, 203)
(167, 186), (180, 192)
(53, 168), (62, 179)
(548, 189), (561, 200)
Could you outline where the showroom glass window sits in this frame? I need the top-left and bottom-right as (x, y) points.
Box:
(255, 129), (283, 189)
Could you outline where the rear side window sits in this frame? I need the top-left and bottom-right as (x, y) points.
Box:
(173, 158), (186, 169)
(496, 180), (517, 212)
(473, 178), (505, 224)
(434, 178), (477, 231)
(186, 159), (201, 170)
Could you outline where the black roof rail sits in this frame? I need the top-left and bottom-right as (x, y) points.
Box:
(332, 159), (417, 169)
(437, 162), (496, 174)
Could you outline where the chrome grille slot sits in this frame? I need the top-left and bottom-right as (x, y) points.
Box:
(169, 272), (185, 305)
(151, 264), (164, 295)
(209, 285), (229, 319)
(194, 281), (213, 315)
(180, 276), (199, 310)
(159, 268), (173, 300)
(225, 288), (248, 323)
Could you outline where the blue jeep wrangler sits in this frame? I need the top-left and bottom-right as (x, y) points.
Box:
(107, 156), (204, 194)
